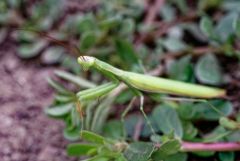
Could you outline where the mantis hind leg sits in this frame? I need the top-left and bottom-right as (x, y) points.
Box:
(121, 96), (137, 139)
(122, 82), (156, 136)
(159, 96), (225, 116)
(139, 95), (156, 135)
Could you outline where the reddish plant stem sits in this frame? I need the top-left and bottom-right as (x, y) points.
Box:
(139, 11), (198, 44)
(144, 0), (165, 26)
(136, 0), (165, 46)
(133, 117), (144, 141)
(181, 142), (240, 152)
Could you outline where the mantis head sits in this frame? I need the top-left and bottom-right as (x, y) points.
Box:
(78, 56), (96, 70)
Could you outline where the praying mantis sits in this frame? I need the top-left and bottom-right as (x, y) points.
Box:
(77, 56), (225, 100)
(76, 56), (226, 133)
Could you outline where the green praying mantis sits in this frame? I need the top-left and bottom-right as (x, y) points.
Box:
(77, 56), (225, 100)
(76, 56), (226, 133)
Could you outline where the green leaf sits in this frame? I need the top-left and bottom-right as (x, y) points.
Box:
(218, 152), (235, 161)
(233, 16), (240, 37)
(181, 23), (208, 42)
(77, 14), (96, 33)
(71, 107), (81, 129)
(157, 153), (187, 161)
(200, 16), (214, 38)
(162, 37), (187, 52)
(115, 38), (139, 67)
(67, 143), (98, 156)
(80, 31), (98, 51)
(182, 121), (198, 140)
(215, 12), (238, 42)
(99, 16), (121, 30)
(124, 142), (154, 161)
(63, 126), (81, 141)
(55, 94), (74, 103)
(198, 0), (223, 11)
(152, 139), (181, 160)
(193, 100), (233, 120)
(41, 47), (64, 64)
(193, 151), (215, 157)
(18, 40), (47, 59)
(81, 130), (105, 144)
(222, 1), (240, 12)
(177, 102), (196, 120)
(120, 18), (135, 35)
(152, 105), (183, 138)
(54, 70), (96, 88)
(103, 120), (125, 140)
(45, 103), (73, 117)
(167, 55), (194, 82)
(195, 54), (223, 85)
(47, 78), (73, 95)
(159, 4), (176, 22)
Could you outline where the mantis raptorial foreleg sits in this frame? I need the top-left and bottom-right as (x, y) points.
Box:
(76, 82), (119, 128)
(77, 82), (119, 101)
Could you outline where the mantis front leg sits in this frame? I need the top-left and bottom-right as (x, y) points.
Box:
(76, 81), (119, 123)
(77, 81), (119, 101)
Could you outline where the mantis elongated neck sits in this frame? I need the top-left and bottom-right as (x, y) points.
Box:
(94, 59), (124, 79)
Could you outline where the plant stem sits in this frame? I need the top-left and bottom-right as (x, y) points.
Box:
(181, 142), (240, 152)
(136, 0), (165, 46)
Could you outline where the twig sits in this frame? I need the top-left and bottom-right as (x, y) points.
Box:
(137, 11), (198, 45)
(133, 117), (144, 141)
(136, 0), (165, 46)
(144, 0), (165, 26)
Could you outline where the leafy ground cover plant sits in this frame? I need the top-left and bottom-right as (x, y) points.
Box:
(3, 0), (240, 160)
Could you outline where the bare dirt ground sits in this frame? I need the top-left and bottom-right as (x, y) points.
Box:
(0, 40), (77, 161)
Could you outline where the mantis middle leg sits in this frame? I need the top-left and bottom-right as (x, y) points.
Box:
(139, 95), (156, 135)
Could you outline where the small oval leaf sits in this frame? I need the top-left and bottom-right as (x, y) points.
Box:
(195, 54), (223, 85)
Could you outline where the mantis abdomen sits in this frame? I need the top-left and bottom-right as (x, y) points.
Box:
(122, 71), (226, 98)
